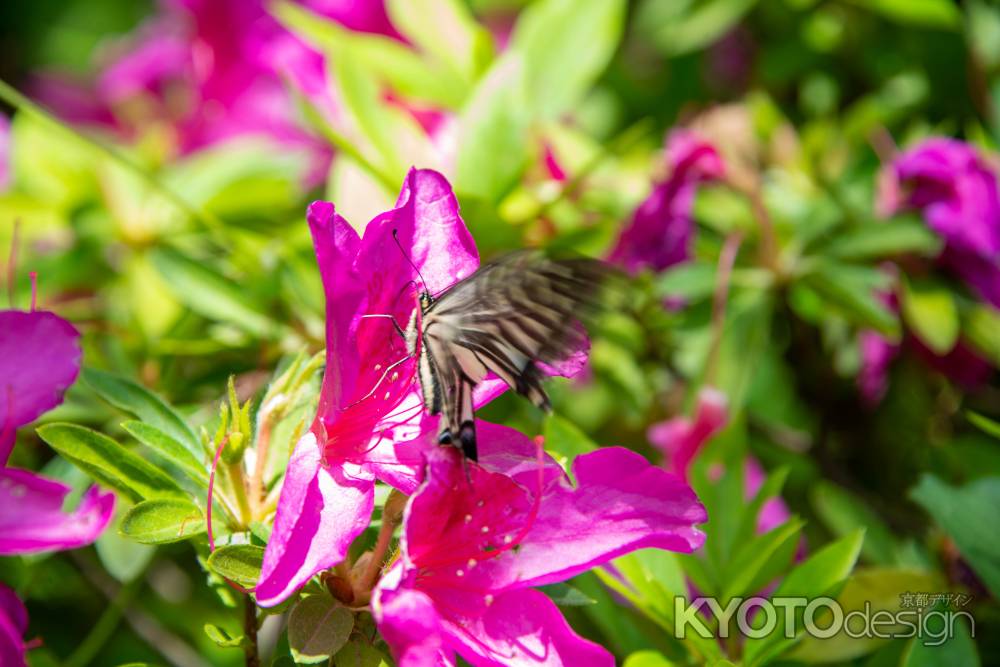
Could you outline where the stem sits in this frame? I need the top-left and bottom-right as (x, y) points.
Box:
(0, 78), (229, 248)
(360, 511), (399, 591)
(243, 595), (261, 667)
(705, 233), (744, 388)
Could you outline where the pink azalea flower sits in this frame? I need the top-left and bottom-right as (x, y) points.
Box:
(0, 310), (116, 554)
(649, 388), (788, 534)
(609, 130), (725, 274)
(372, 421), (707, 666)
(257, 169), (579, 606)
(877, 137), (1000, 307)
(0, 584), (29, 667)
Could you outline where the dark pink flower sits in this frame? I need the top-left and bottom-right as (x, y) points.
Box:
(0, 309), (115, 555)
(257, 169), (577, 606)
(372, 422), (707, 666)
(0, 584), (29, 667)
(878, 137), (1000, 307)
(858, 330), (898, 406)
(649, 388), (788, 534)
(609, 130), (725, 274)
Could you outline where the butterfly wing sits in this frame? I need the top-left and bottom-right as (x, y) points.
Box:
(418, 251), (610, 460)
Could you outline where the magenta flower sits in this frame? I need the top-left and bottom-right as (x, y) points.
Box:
(0, 309), (115, 554)
(609, 130), (725, 274)
(649, 388), (788, 534)
(257, 169), (579, 606)
(0, 584), (29, 667)
(877, 137), (1000, 308)
(372, 421), (707, 666)
(858, 329), (898, 406)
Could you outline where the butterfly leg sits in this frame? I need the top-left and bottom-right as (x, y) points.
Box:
(359, 313), (406, 340)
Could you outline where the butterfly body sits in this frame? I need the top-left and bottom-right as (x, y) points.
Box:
(404, 251), (609, 462)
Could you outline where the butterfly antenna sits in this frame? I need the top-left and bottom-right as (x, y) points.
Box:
(392, 229), (429, 294)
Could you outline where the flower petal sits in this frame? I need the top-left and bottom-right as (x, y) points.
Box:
(307, 200), (364, 414)
(0, 584), (27, 667)
(0, 311), (81, 462)
(443, 588), (613, 667)
(0, 469), (114, 555)
(482, 447), (707, 590)
(373, 564), (454, 667)
(256, 433), (375, 607)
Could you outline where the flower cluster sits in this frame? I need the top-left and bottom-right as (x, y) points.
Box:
(255, 168), (708, 665)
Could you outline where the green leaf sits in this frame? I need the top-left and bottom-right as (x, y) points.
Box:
(149, 247), (280, 337)
(812, 481), (900, 565)
(901, 279), (959, 354)
(538, 582), (596, 606)
(824, 217), (941, 260)
(82, 368), (201, 460)
(642, 0), (760, 56)
(543, 414), (598, 462)
(121, 421), (208, 488)
(744, 530), (864, 666)
(206, 545), (266, 588)
(910, 475), (1000, 598)
(902, 610), (979, 666)
(656, 262), (718, 303)
(120, 499), (206, 544)
(288, 595), (355, 663)
(846, 0), (962, 29)
(721, 518), (805, 600)
(964, 305), (1000, 366)
(802, 262), (899, 337)
(454, 54), (531, 203)
(204, 624), (249, 650)
(96, 515), (156, 582)
(510, 0), (626, 119)
(386, 0), (493, 82)
(37, 423), (186, 502)
(968, 412), (1000, 441)
(333, 640), (391, 667)
(786, 567), (940, 663)
(624, 651), (675, 667)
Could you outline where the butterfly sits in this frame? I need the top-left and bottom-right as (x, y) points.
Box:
(396, 249), (611, 462)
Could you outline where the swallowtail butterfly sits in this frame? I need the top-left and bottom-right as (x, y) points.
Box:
(398, 249), (610, 461)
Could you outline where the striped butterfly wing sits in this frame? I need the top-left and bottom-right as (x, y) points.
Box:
(417, 251), (609, 461)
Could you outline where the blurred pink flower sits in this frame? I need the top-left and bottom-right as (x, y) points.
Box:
(256, 169), (581, 606)
(609, 130), (725, 274)
(0, 584), (29, 667)
(858, 330), (898, 406)
(372, 425), (706, 666)
(649, 388), (788, 534)
(0, 310), (115, 554)
(877, 137), (1000, 308)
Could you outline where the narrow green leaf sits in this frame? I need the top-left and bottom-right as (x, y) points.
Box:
(206, 545), (266, 587)
(825, 217), (941, 260)
(454, 54), (531, 203)
(538, 582), (596, 606)
(122, 421), (208, 487)
(511, 0), (626, 119)
(37, 423), (186, 502)
(812, 481), (900, 565)
(902, 609), (979, 666)
(149, 247), (279, 337)
(120, 499), (206, 544)
(624, 651), (675, 667)
(644, 0), (759, 56)
(803, 262), (899, 337)
(204, 624), (249, 649)
(901, 279), (959, 354)
(386, 0), (493, 82)
(846, 0), (962, 29)
(82, 368), (200, 459)
(288, 595), (355, 664)
(721, 518), (805, 601)
(967, 412), (1000, 440)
